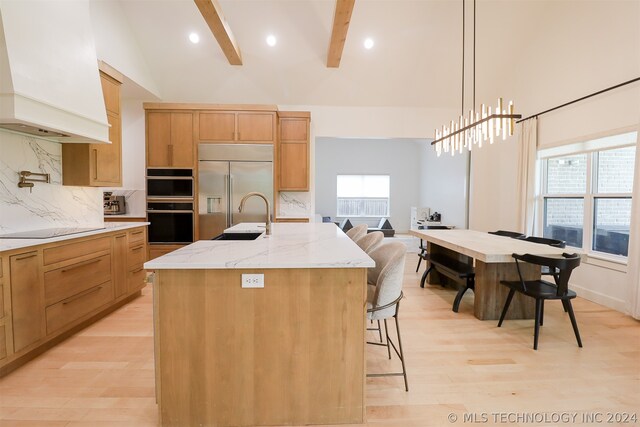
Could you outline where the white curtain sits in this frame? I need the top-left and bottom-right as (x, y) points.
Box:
(516, 118), (538, 235)
(626, 122), (640, 320)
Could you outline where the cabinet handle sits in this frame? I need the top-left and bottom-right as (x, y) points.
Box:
(131, 246), (143, 252)
(62, 286), (102, 305)
(93, 148), (98, 180)
(131, 231), (143, 236)
(61, 258), (101, 273)
(15, 253), (37, 261)
(132, 267), (144, 273)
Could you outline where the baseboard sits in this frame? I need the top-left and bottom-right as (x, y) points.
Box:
(570, 282), (627, 313)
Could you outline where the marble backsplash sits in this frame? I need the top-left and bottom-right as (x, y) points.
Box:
(278, 192), (311, 217)
(0, 131), (103, 233)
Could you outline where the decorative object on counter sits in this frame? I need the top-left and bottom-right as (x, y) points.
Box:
(428, 211), (441, 222)
(103, 192), (126, 215)
(17, 170), (50, 192)
(238, 192), (271, 235)
(430, 0), (521, 157)
(368, 218), (395, 237)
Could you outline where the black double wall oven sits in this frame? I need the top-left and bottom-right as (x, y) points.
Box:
(147, 169), (195, 244)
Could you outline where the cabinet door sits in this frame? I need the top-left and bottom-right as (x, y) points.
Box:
(100, 72), (120, 115)
(92, 112), (122, 185)
(113, 234), (128, 298)
(279, 142), (309, 191)
(147, 112), (172, 167)
(280, 118), (309, 142)
(170, 113), (194, 167)
(10, 251), (45, 353)
(198, 112), (236, 142)
(237, 112), (275, 143)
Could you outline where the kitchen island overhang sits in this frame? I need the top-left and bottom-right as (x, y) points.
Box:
(145, 223), (375, 427)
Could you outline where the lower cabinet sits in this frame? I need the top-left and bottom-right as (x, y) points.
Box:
(0, 226), (147, 375)
(10, 251), (45, 353)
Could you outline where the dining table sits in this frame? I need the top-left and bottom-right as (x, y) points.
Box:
(409, 229), (571, 320)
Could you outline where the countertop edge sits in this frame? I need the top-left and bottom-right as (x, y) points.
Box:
(0, 222), (150, 253)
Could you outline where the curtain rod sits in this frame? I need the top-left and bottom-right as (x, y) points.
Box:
(516, 76), (640, 123)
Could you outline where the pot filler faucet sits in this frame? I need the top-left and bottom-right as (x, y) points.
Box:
(238, 192), (271, 236)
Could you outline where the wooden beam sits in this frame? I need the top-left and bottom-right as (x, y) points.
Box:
(194, 0), (242, 65)
(326, 0), (355, 68)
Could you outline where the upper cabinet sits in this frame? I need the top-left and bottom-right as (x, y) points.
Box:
(277, 112), (310, 191)
(147, 112), (194, 168)
(62, 70), (122, 186)
(197, 111), (275, 144)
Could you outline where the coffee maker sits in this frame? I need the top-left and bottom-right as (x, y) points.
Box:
(103, 192), (126, 215)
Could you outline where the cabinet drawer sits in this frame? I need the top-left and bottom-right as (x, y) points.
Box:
(0, 324), (6, 360)
(128, 228), (146, 247)
(128, 245), (145, 269)
(46, 281), (114, 334)
(44, 237), (111, 265)
(44, 254), (111, 306)
(128, 267), (146, 293)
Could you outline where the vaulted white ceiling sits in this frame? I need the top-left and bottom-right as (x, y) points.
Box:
(118, 0), (547, 108)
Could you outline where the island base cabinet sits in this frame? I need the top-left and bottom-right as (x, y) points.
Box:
(154, 268), (366, 426)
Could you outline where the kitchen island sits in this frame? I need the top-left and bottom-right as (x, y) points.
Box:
(144, 223), (374, 427)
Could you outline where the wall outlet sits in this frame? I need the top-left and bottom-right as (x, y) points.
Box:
(241, 273), (264, 288)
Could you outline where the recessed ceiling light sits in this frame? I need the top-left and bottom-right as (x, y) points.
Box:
(189, 33), (200, 44)
(364, 38), (374, 50)
(266, 34), (277, 47)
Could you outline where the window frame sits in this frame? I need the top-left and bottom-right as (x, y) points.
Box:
(538, 141), (635, 263)
(336, 174), (391, 218)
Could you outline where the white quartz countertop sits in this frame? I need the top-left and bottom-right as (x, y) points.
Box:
(145, 223), (375, 270)
(0, 222), (149, 252)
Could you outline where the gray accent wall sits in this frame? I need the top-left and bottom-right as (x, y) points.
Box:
(315, 137), (421, 233)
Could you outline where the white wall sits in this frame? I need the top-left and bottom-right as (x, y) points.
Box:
(89, 0), (160, 99)
(469, 0), (640, 310)
(315, 137), (421, 232)
(419, 143), (468, 229)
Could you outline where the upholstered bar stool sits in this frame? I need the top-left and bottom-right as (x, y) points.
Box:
(356, 231), (384, 253)
(365, 242), (408, 391)
(346, 223), (367, 241)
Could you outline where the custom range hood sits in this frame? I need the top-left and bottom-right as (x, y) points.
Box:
(0, 0), (109, 143)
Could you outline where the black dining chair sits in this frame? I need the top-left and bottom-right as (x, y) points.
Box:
(488, 230), (526, 239)
(497, 252), (582, 350)
(522, 236), (567, 281)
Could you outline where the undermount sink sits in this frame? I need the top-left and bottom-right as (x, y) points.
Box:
(211, 232), (263, 241)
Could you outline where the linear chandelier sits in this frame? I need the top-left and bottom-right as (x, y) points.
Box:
(432, 0), (521, 157)
(432, 98), (521, 156)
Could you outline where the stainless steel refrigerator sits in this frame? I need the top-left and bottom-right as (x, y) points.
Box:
(198, 144), (273, 239)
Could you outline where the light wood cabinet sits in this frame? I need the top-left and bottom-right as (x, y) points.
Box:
(62, 70), (122, 187)
(0, 226), (148, 376)
(148, 244), (185, 261)
(147, 112), (194, 167)
(278, 113), (310, 191)
(113, 234), (128, 299)
(10, 251), (45, 353)
(197, 111), (275, 143)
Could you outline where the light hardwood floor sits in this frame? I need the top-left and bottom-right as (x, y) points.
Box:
(0, 254), (638, 426)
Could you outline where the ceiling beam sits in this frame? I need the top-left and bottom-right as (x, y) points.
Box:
(194, 0), (242, 65)
(326, 0), (355, 68)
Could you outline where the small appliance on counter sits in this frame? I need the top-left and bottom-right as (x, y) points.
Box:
(103, 192), (126, 215)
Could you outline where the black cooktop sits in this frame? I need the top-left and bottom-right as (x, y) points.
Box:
(0, 227), (106, 239)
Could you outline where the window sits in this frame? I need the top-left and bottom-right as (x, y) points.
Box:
(337, 175), (390, 217)
(540, 132), (636, 258)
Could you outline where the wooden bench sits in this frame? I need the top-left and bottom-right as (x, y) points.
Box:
(419, 252), (475, 312)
